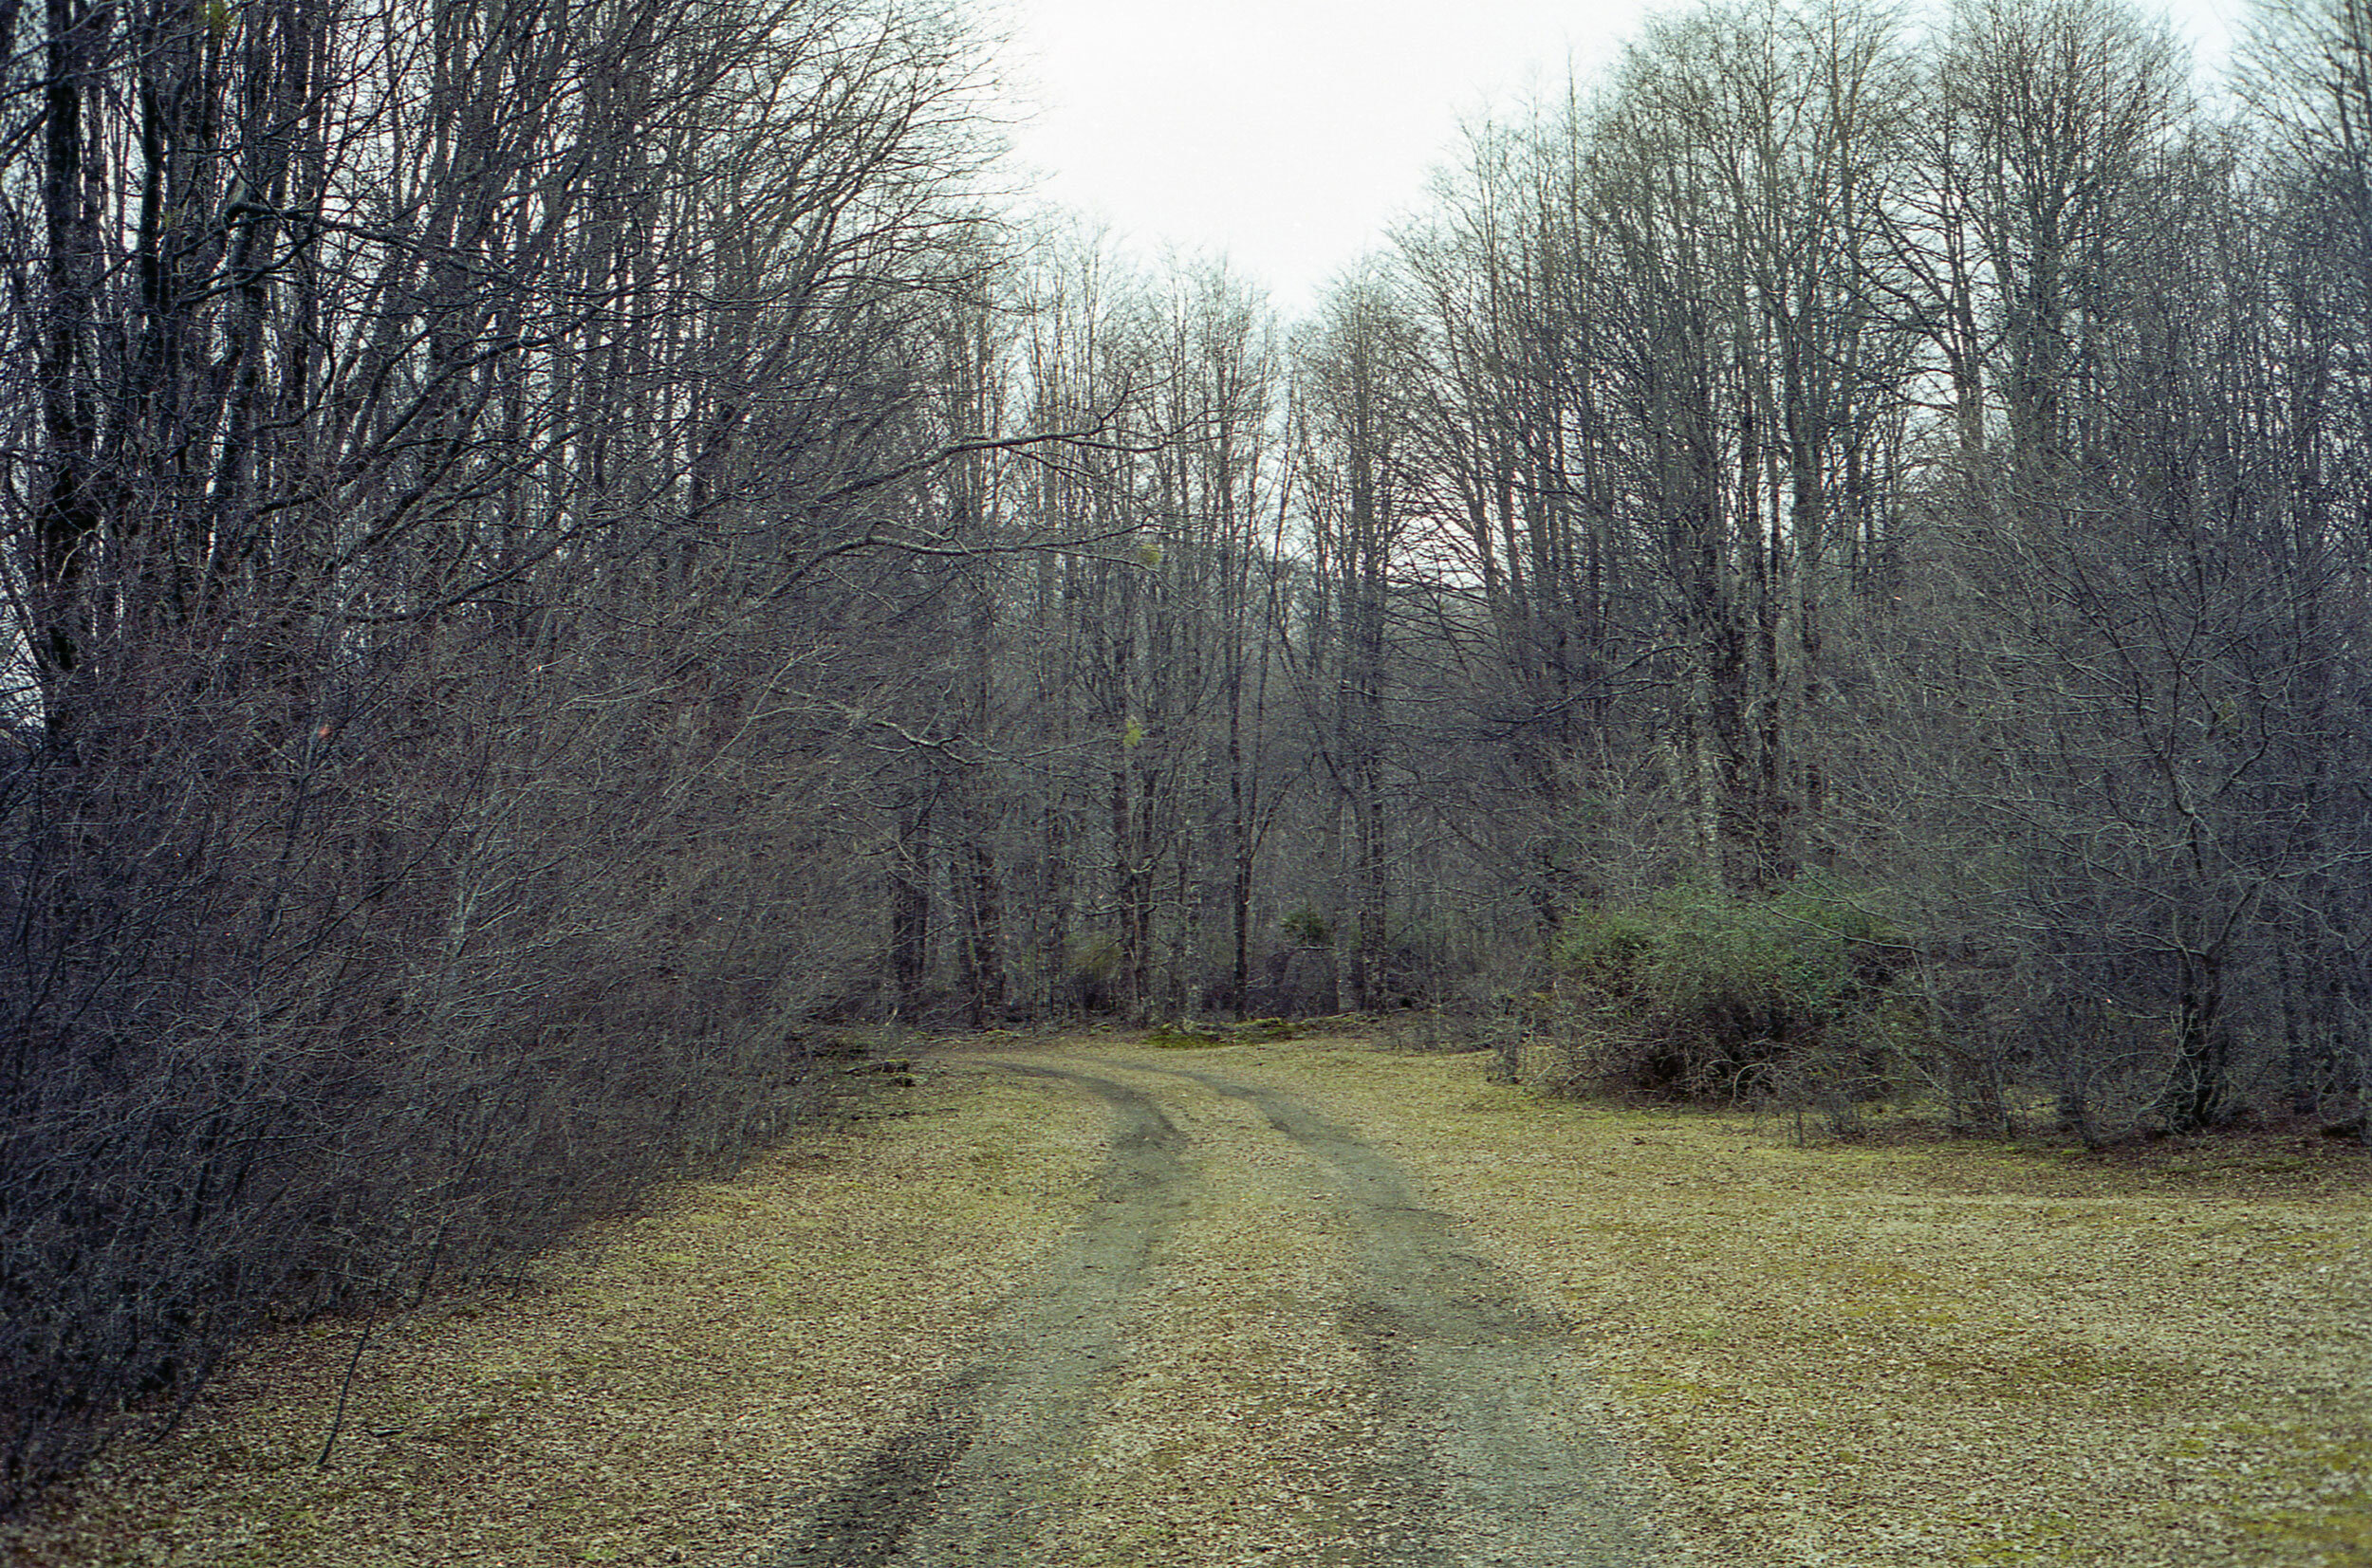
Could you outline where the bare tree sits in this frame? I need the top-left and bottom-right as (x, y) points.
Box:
(0, 0), (1010, 1503)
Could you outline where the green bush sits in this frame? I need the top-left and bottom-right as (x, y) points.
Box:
(1280, 906), (1333, 948)
(1551, 877), (1910, 1115)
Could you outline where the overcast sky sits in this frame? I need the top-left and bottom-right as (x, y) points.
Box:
(990, 0), (2246, 322)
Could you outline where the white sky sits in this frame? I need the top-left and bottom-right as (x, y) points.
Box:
(988, 0), (2247, 323)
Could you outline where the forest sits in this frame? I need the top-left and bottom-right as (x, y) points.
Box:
(1, 0), (2367, 1512)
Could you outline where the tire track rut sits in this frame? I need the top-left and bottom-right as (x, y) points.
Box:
(773, 1054), (1649, 1567)
(1153, 1064), (1649, 1566)
(775, 1065), (1187, 1565)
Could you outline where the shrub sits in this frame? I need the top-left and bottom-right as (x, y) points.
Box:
(1280, 907), (1333, 949)
(1550, 877), (1911, 1118)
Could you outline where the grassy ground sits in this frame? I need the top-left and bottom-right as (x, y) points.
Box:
(1254, 1043), (2372, 1568)
(4, 1032), (2364, 1566)
(0, 1057), (1112, 1568)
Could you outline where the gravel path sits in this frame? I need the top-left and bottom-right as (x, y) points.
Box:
(776, 1054), (1654, 1567)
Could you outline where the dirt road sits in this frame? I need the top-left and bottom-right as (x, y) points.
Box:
(11, 1034), (2363, 1568)
(775, 1051), (1655, 1567)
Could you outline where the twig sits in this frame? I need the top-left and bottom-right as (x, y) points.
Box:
(316, 1316), (375, 1471)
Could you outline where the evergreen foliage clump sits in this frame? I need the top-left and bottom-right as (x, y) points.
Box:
(1550, 879), (1912, 1118)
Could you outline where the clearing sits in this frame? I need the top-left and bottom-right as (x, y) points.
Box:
(6, 1034), (2366, 1566)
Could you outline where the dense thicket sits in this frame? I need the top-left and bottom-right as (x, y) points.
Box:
(3, 0), (2367, 1512)
(0, 0), (1026, 1501)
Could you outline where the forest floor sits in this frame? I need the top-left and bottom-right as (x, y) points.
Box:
(4, 1031), (2367, 1567)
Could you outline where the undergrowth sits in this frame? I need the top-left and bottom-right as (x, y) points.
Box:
(1543, 876), (1916, 1131)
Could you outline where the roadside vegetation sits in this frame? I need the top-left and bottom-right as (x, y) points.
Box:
(0, 1054), (1111, 1568)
